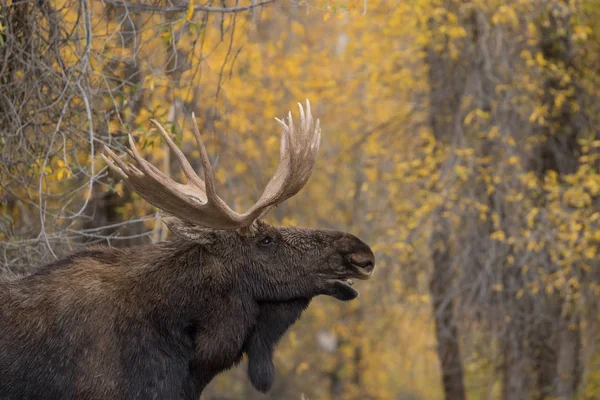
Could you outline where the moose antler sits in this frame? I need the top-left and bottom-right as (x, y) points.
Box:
(102, 100), (321, 230)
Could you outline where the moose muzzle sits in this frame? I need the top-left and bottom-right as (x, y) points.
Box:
(320, 234), (375, 301)
(340, 234), (376, 278)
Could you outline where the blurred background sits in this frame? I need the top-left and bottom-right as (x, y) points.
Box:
(1, 0), (600, 399)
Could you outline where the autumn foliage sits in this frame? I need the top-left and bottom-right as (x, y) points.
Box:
(1, 0), (600, 398)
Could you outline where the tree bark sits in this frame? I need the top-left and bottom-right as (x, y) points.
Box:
(429, 220), (467, 400)
(529, 5), (582, 398)
(426, 5), (468, 396)
(556, 314), (581, 400)
(502, 329), (529, 400)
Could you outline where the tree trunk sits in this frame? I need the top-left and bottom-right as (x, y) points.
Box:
(429, 220), (467, 400)
(529, 5), (582, 398)
(556, 314), (581, 400)
(426, 5), (469, 396)
(530, 314), (558, 400)
(502, 329), (529, 400)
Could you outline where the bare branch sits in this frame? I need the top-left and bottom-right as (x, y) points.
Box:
(102, 0), (276, 14)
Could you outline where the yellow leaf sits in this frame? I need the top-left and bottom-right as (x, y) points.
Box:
(324, 12), (330, 21)
(491, 230), (506, 241)
(186, 0), (194, 21)
(115, 182), (125, 197)
(234, 162), (247, 174)
(365, 167), (377, 181)
(526, 208), (538, 227)
(454, 165), (468, 180)
(216, 169), (226, 184)
(296, 362), (309, 375)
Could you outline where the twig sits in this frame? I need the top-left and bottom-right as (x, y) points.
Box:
(102, 0), (276, 14)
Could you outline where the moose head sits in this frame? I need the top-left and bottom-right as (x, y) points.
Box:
(102, 100), (375, 305)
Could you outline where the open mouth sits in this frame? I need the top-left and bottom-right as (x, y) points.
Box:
(321, 257), (374, 302)
(345, 254), (375, 280)
(350, 268), (373, 280)
(325, 272), (371, 301)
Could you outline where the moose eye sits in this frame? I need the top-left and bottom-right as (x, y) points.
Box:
(258, 236), (275, 246)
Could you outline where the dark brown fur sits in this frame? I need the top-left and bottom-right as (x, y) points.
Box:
(0, 220), (374, 399)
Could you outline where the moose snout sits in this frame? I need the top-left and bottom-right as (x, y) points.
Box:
(348, 249), (375, 279)
(338, 234), (375, 278)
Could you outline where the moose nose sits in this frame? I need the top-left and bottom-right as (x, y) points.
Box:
(347, 237), (375, 278)
(350, 253), (375, 272)
(335, 233), (376, 277)
(350, 251), (375, 276)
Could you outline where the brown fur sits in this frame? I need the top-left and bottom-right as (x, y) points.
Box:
(0, 220), (374, 399)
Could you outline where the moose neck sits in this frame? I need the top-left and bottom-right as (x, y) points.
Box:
(125, 237), (260, 333)
(126, 238), (237, 303)
(123, 239), (315, 395)
(122, 239), (262, 394)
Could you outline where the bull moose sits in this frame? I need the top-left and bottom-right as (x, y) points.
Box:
(0, 101), (375, 399)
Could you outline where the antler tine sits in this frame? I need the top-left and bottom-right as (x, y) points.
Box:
(274, 116), (293, 160)
(104, 135), (214, 219)
(189, 114), (219, 199)
(122, 139), (173, 182)
(298, 101), (306, 126)
(244, 99), (321, 222)
(303, 100), (320, 152)
(101, 149), (128, 180)
(149, 119), (205, 188)
(124, 147), (135, 159)
(126, 134), (181, 189)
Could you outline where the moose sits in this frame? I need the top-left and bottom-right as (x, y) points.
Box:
(0, 101), (375, 399)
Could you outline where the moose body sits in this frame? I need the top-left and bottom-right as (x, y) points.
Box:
(0, 243), (305, 398)
(0, 101), (374, 399)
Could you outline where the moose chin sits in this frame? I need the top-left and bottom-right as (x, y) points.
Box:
(0, 100), (375, 399)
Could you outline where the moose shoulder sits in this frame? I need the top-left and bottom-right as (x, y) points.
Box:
(0, 101), (375, 399)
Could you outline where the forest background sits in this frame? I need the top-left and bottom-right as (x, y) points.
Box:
(1, 0), (600, 399)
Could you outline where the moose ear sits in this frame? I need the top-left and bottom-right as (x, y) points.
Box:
(162, 216), (215, 245)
